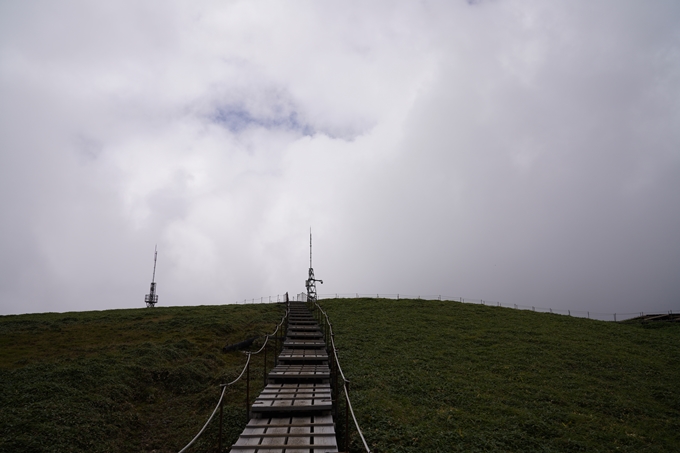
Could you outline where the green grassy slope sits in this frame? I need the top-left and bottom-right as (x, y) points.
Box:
(319, 298), (680, 452)
(0, 304), (283, 453)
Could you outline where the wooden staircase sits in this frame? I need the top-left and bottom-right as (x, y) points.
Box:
(230, 301), (339, 452)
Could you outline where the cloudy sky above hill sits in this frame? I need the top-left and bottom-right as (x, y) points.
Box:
(1, 0), (678, 316)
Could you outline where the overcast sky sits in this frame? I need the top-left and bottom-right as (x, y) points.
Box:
(1, 0), (678, 316)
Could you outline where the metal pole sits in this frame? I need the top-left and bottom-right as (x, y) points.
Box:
(218, 394), (224, 452)
(332, 339), (338, 418)
(246, 356), (250, 423)
(345, 380), (351, 452)
(264, 337), (267, 387)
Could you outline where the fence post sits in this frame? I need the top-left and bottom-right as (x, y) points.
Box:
(345, 380), (351, 453)
(218, 391), (224, 452)
(246, 355), (250, 423)
(614, 313), (617, 322)
(263, 337), (268, 387)
(332, 337), (337, 414)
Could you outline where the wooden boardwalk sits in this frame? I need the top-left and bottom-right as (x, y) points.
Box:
(230, 302), (339, 452)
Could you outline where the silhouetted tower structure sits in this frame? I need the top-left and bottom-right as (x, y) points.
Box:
(145, 246), (159, 308)
(305, 230), (323, 302)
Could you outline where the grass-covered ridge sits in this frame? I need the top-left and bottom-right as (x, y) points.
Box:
(0, 304), (283, 453)
(319, 298), (680, 452)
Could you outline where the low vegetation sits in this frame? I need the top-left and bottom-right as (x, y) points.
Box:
(319, 298), (680, 452)
(0, 304), (283, 453)
(2, 298), (678, 452)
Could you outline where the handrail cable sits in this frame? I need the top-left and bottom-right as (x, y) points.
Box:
(177, 305), (288, 453)
(312, 301), (371, 452)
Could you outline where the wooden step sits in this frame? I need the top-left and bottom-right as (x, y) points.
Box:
(268, 364), (330, 382)
(230, 415), (338, 452)
(251, 383), (332, 413)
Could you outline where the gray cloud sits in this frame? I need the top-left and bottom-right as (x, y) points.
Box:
(0, 1), (678, 315)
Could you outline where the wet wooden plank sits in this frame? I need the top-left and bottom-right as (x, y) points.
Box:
(278, 349), (328, 361)
(286, 331), (324, 339)
(283, 339), (326, 349)
(287, 325), (322, 331)
(230, 415), (338, 453)
(252, 383), (332, 412)
(268, 364), (330, 380)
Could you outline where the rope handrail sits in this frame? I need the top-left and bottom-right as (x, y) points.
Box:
(249, 311), (287, 355)
(312, 300), (371, 452)
(177, 304), (288, 453)
(178, 357), (244, 453)
(342, 380), (370, 453)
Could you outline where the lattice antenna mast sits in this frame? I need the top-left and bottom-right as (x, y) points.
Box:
(145, 245), (159, 308)
(305, 229), (323, 302)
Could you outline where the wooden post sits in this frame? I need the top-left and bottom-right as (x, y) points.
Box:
(263, 337), (267, 387)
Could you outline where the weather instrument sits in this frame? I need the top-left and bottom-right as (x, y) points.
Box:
(305, 230), (323, 302)
(145, 246), (159, 308)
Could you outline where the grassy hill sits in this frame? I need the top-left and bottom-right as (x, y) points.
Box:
(1, 299), (678, 452)
(0, 304), (283, 453)
(318, 298), (680, 452)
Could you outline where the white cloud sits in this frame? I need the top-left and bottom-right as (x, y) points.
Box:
(0, 0), (678, 315)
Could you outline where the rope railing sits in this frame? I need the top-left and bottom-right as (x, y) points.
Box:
(177, 305), (289, 453)
(311, 300), (371, 453)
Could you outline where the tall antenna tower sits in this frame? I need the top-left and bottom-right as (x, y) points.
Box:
(305, 229), (323, 302)
(144, 245), (159, 308)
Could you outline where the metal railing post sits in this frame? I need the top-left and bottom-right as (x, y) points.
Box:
(345, 380), (351, 452)
(246, 355), (250, 423)
(218, 395), (224, 452)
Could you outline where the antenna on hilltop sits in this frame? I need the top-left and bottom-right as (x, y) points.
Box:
(310, 228), (313, 268)
(305, 229), (323, 302)
(145, 245), (159, 308)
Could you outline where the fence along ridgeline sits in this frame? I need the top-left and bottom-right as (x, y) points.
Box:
(236, 293), (669, 323)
